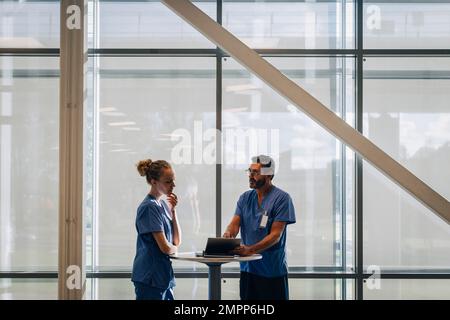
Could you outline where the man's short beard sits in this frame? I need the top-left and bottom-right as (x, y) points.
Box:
(250, 178), (266, 189)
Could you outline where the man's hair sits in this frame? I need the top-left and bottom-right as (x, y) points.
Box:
(252, 155), (275, 180)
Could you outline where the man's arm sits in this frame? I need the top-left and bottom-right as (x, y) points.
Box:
(234, 221), (286, 256)
(222, 215), (241, 238)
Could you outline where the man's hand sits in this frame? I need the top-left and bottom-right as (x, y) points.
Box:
(222, 231), (232, 238)
(223, 215), (241, 239)
(233, 245), (255, 256)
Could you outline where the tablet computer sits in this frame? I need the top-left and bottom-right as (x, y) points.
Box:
(203, 237), (241, 257)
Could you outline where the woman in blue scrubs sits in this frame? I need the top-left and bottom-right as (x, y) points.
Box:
(132, 159), (181, 300)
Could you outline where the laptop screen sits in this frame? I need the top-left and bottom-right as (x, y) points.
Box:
(204, 237), (241, 256)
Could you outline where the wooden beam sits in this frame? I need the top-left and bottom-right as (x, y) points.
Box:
(59, 0), (87, 300)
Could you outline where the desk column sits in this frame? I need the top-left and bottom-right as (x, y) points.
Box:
(207, 263), (222, 300)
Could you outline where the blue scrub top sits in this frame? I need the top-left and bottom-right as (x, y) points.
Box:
(235, 186), (296, 278)
(131, 194), (175, 289)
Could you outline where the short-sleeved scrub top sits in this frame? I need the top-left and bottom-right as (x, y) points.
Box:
(235, 186), (296, 278)
(132, 194), (175, 289)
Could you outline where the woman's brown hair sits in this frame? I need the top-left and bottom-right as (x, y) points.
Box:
(136, 159), (171, 184)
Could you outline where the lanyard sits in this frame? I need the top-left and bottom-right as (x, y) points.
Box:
(257, 198), (269, 229)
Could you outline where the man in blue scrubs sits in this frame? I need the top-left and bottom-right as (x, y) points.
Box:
(223, 155), (296, 300)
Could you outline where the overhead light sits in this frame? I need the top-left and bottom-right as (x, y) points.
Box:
(108, 121), (136, 126)
(99, 107), (116, 112)
(123, 127), (141, 131)
(224, 107), (248, 113)
(160, 133), (184, 138)
(226, 84), (259, 93)
(102, 112), (126, 117)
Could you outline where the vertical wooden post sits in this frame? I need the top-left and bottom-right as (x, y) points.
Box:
(59, 0), (87, 300)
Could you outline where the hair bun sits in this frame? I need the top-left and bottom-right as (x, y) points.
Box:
(137, 159), (152, 177)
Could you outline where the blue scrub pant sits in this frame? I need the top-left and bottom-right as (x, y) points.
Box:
(240, 271), (289, 300)
(134, 282), (174, 300)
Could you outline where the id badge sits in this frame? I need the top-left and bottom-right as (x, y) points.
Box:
(259, 210), (268, 229)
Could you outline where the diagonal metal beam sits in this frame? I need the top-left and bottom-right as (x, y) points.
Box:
(162, 0), (450, 224)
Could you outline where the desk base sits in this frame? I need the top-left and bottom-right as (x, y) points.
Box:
(207, 263), (221, 300)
